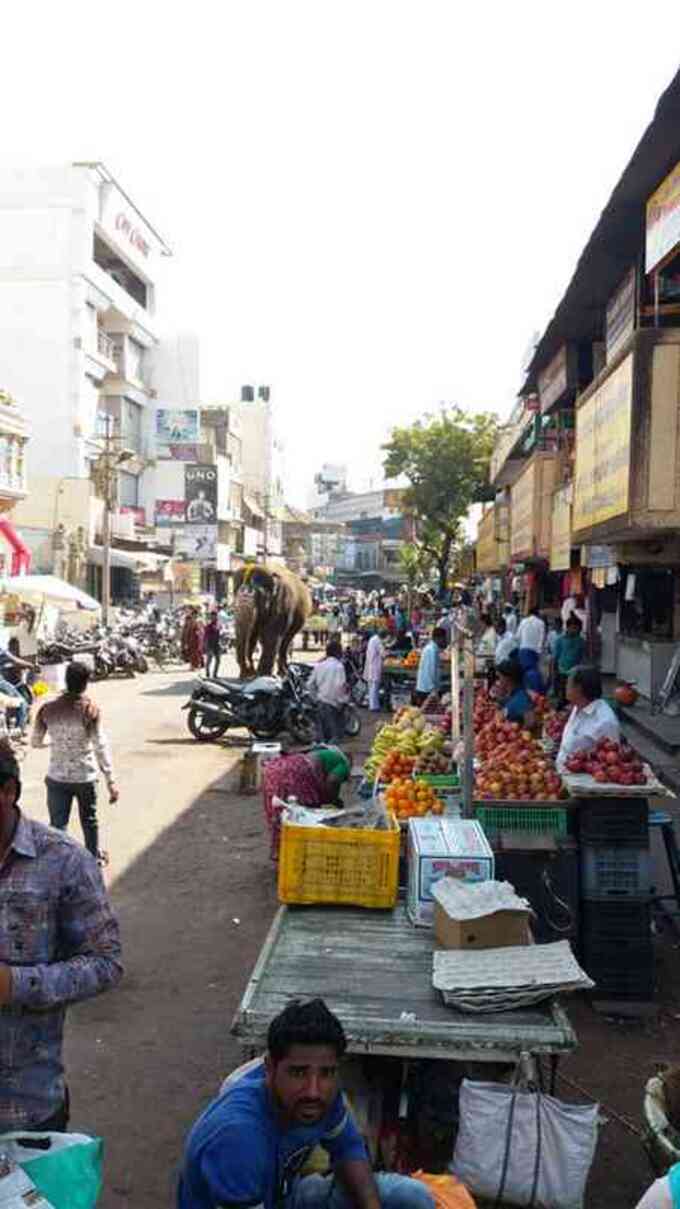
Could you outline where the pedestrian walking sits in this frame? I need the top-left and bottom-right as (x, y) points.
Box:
(0, 747), (122, 1133)
(364, 628), (385, 712)
(182, 608), (205, 671)
(307, 640), (348, 744)
(204, 610), (221, 678)
(415, 627), (447, 705)
(31, 661), (118, 862)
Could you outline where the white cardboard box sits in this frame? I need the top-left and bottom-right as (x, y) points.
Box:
(407, 818), (494, 927)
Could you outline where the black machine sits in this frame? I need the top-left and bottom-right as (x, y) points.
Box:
(183, 665), (316, 744)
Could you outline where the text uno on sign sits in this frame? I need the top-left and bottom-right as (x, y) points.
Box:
(115, 212), (150, 259)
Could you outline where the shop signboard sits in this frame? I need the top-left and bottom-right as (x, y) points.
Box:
(476, 508), (498, 572)
(510, 461), (536, 558)
(99, 181), (158, 275)
(173, 562), (201, 594)
(155, 409), (200, 459)
(185, 464), (218, 523)
(550, 483), (572, 571)
(538, 345), (569, 414)
(605, 268), (636, 363)
(582, 544), (616, 569)
(155, 499), (186, 526)
(573, 353), (633, 534)
(174, 525), (217, 562)
(119, 505), (146, 527)
(646, 160), (680, 273)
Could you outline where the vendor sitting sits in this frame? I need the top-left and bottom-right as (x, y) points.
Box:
(496, 658), (535, 727)
(262, 745), (352, 859)
(556, 665), (620, 773)
(179, 998), (435, 1209)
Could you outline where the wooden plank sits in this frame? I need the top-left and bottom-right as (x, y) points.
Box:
(231, 905), (577, 1060)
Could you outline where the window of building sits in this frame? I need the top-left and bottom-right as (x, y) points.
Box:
(93, 235), (148, 309)
(118, 470), (139, 508)
(619, 567), (674, 641)
(121, 399), (143, 454)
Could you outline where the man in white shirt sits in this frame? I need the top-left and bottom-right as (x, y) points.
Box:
(556, 665), (620, 772)
(364, 630), (385, 712)
(502, 604), (518, 636)
(517, 606), (546, 692)
(494, 618), (518, 666)
(308, 641), (348, 744)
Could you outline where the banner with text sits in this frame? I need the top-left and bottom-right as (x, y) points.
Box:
(573, 354), (633, 534)
(184, 464), (218, 523)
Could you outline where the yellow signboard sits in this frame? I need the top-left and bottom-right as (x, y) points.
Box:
(646, 160), (680, 273)
(550, 483), (572, 571)
(572, 353), (633, 534)
(476, 508), (498, 572)
(511, 461), (536, 557)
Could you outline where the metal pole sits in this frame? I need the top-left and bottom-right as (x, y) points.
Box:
(462, 636), (475, 819)
(102, 414), (112, 625)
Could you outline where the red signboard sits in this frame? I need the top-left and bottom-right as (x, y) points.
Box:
(155, 500), (186, 526)
(120, 506), (146, 527)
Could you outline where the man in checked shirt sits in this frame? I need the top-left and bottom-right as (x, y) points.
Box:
(0, 747), (122, 1133)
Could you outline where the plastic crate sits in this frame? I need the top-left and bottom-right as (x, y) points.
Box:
(474, 803), (569, 837)
(414, 774), (460, 789)
(581, 899), (652, 942)
(278, 814), (400, 908)
(578, 798), (648, 845)
(581, 844), (651, 899)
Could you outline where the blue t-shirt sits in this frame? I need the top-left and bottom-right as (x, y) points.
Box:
(178, 1059), (366, 1209)
(504, 687), (533, 724)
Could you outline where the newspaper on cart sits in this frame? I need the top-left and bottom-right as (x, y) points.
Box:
(433, 940), (594, 1012)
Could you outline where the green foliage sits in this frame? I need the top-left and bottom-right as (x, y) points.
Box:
(383, 406), (497, 590)
(398, 542), (434, 588)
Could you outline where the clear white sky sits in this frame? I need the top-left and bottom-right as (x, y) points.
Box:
(7, 2), (680, 505)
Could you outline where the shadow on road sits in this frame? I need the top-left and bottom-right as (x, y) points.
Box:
(141, 680), (199, 698)
(66, 767), (277, 1209)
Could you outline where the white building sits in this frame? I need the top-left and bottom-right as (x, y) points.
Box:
(1, 163), (181, 597)
(236, 386), (284, 560)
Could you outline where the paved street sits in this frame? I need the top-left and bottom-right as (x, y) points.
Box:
(22, 657), (280, 1209)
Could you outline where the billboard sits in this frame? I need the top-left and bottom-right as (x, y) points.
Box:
(572, 354), (633, 534)
(174, 525), (217, 562)
(550, 483), (573, 571)
(185, 464), (218, 524)
(646, 160), (680, 273)
(155, 409), (200, 458)
(155, 500), (186, 526)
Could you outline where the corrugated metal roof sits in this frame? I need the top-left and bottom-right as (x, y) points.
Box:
(523, 68), (680, 393)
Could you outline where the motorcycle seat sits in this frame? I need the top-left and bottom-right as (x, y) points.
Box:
(242, 676), (280, 694)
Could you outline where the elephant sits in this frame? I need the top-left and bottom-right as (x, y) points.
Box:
(233, 564), (312, 678)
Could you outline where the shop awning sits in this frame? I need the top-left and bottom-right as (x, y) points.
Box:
(2, 575), (101, 611)
(89, 546), (170, 573)
(0, 519), (31, 576)
(243, 494), (265, 518)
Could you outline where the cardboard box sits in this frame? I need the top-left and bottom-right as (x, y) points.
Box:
(407, 818), (494, 927)
(434, 901), (530, 950)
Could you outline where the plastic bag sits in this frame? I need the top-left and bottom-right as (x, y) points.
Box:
(0, 1132), (103, 1209)
(451, 1079), (598, 1209)
(411, 1170), (477, 1209)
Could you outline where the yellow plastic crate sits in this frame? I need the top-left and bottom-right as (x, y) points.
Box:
(278, 814), (400, 908)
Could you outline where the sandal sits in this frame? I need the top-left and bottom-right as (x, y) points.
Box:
(97, 850), (110, 867)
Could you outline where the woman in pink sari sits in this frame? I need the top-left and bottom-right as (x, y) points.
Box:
(262, 747), (351, 859)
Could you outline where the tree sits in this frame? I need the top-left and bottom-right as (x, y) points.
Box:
(398, 542), (434, 616)
(383, 406), (497, 594)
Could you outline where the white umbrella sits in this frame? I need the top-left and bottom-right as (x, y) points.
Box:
(2, 575), (102, 611)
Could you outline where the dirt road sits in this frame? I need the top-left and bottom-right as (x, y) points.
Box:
(19, 662), (680, 1207)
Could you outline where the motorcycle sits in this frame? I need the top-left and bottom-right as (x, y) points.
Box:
(183, 666), (317, 744)
(287, 662), (362, 738)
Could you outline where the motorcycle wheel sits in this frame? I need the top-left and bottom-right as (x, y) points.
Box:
(187, 706), (231, 741)
(250, 725), (281, 740)
(94, 658), (110, 681)
(287, 709), (315, 746)
(136, 655), (149, 674)
(344, 704), (362, 738)
(350, 678), (369, 708)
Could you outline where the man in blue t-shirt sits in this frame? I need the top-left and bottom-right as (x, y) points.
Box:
(179, 999), (434, 1209)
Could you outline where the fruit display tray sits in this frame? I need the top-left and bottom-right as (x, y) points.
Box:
(562, 763), (669, 798)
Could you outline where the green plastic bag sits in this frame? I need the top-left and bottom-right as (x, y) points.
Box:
(0, 1132), (103, 1209)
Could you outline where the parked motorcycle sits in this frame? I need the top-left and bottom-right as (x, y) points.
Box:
(183, 666), (317, 744)
(287, 662), (362, 738)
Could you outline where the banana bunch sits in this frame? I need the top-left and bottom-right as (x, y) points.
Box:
(364, 724), (401, 781)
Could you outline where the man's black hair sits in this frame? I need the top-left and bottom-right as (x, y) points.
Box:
(565, 615), (582, 631)
(497, 658), (523, 687)
(0, 749), (21, 803)
(267, 999), (347, 1063)
(432, 627), (448, 642)
(66, 661), (91, 695)
(569, 664), (602, 702)
(326, 640), (343, 659)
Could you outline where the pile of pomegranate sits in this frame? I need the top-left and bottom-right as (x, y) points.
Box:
(475, 714), (565, 801)
(564, 738), (648, 785)
(544, 710), (569, 743)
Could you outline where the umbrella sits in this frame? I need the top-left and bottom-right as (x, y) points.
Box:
(1, 575), (102, 611)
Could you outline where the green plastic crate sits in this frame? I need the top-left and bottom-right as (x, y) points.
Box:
(474, 802), (569, 837)
(413, 774), (460, 789)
